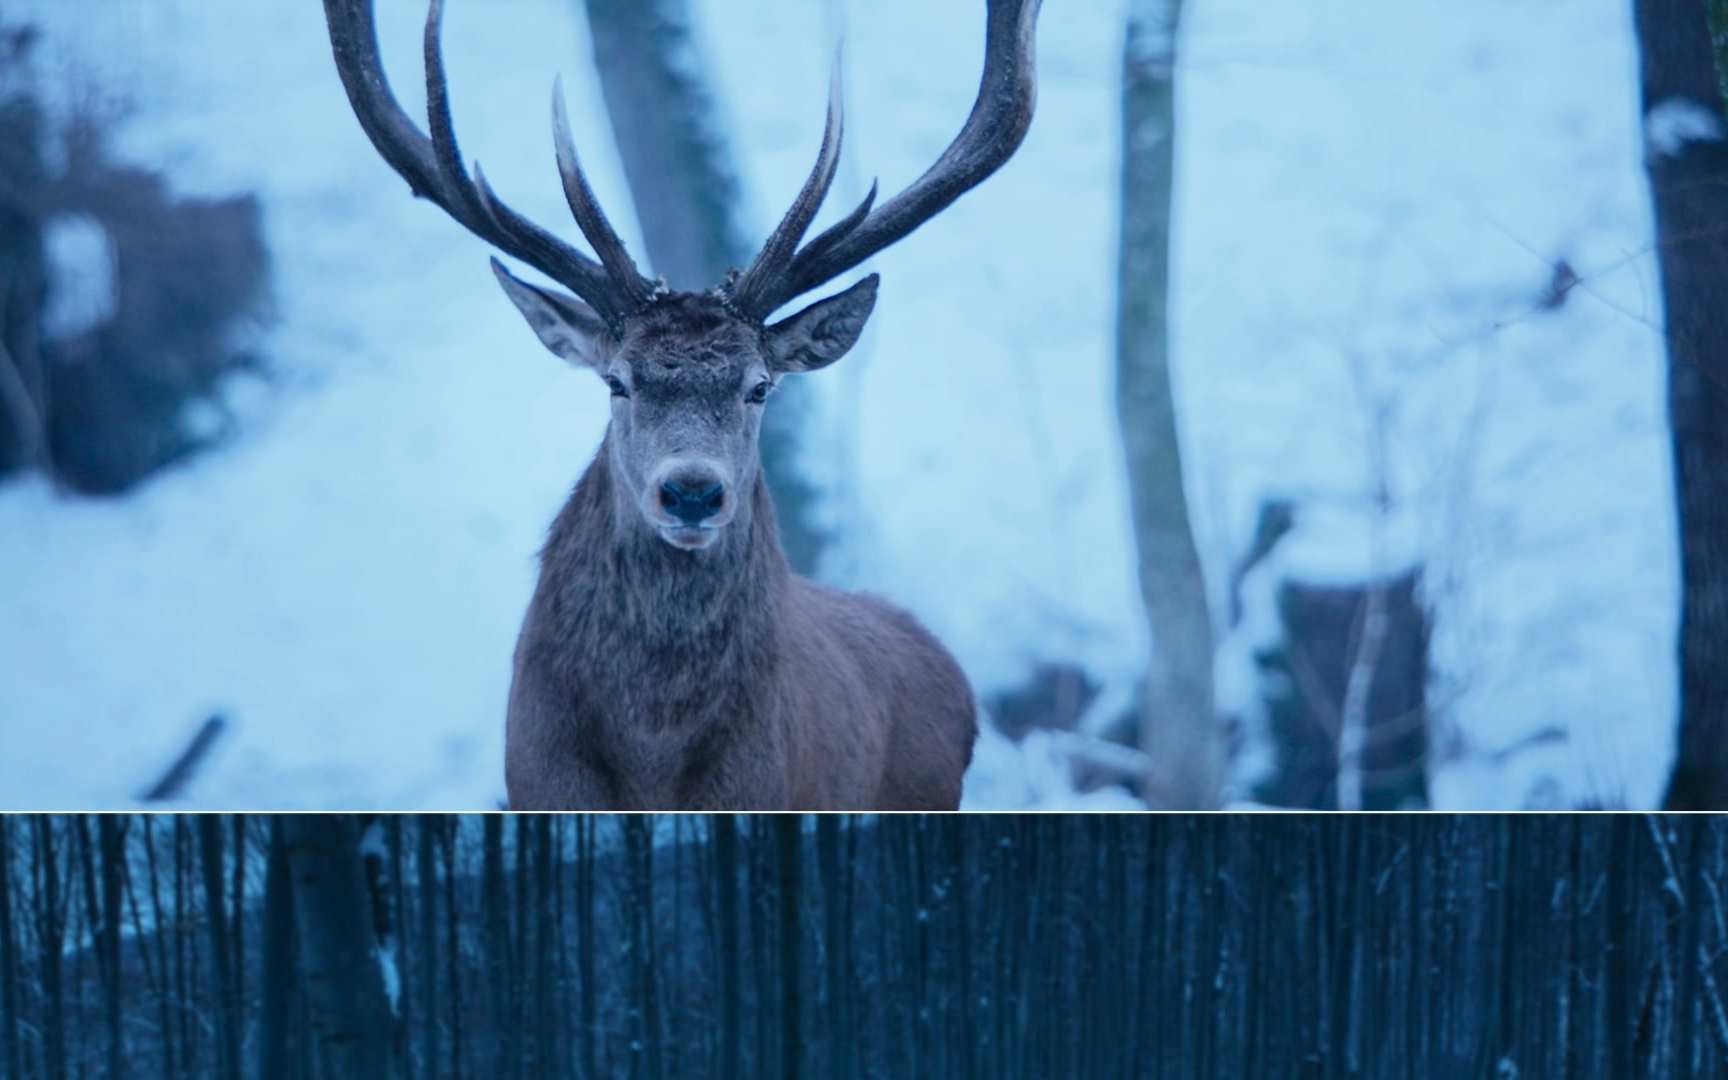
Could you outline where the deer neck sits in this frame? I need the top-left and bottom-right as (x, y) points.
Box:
(543, 436), (789, 660)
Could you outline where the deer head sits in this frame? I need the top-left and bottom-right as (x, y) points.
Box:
(323, 0), (1038, 552)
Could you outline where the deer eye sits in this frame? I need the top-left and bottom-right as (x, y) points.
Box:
(605, 375), (629, 398)
(746, 381), (772, 404)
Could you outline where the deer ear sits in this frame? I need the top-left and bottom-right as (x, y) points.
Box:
(491, 257), (609, 369)
(763, 274), (878, 374)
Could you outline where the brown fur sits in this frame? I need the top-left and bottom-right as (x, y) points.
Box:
(505, 423), (977, 810)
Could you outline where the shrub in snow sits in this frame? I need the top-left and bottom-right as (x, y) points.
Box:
(1252, 569), (1430, 810)
(0, 22), (269, 495)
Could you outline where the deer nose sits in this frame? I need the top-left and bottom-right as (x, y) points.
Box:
(659, 477), (726, 526)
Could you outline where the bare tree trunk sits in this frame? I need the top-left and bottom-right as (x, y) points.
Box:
(173, 818), (191, 1075)
(97, 817), (126, 1080)
(1709, 1), (1728, 112)
(140, 818), (177, 1078)
(199, 815), (241, 1080)
(72, 816), (103, 1078)
(815, 817), (848, 1080)
(550, 817), (572, 1079)
(0, 818), (18, 1080)
(356, 817), (403, 1070)
(532, 816), (554, 1080)
(432, 815), (459, 1078)
(623, 816), (662, 1080)
(32, 818), (65, 1080)
(712, 816), (742, 1080)
(1634, 0), (1728, 809)
(282, 815), (398, 1080)
(230, 814), (248, 1065)
(946, 818), (974, 1080)
(258, 818), (294, 1080)
(580, 0), (827, 574)
(575, 817), (597, 1080)
(416, 818), (439, 1080)
(776, 818), (801, 1080)
(386, 817), (411, 1080)
(0, 27), (48, 478)
(437, 822), (464, 1080)
(480, 815), (511, 1080)
(512, 817), (531, 1080)
(1116, 0), (1218, 808)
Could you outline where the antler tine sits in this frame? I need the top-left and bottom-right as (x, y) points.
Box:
(552, 79), (658, 310)
(750, 0), (1041, 320)
(421, 0), (494, 227)
(725, 53), (847, 321)
(322, 0), (650, 325)
(793, 179), (877, 270)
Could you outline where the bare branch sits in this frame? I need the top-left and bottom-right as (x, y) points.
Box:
(138, 714), (227, 802)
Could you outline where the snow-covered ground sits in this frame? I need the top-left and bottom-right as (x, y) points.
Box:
(0, 0), (1669, 809)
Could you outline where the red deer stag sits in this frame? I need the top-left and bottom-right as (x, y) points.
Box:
(323, 0), (1040, 809)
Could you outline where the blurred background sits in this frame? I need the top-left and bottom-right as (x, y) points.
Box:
(0, 0), (1718, 810)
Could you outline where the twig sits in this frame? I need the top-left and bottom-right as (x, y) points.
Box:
(1643, 813), (1686, 909)
(1336, 407), (1393, 812)
(1701, 946), (1728, 1057)
(0, 322), (44, 469)
(139, 714), (227, 801)
(1049, 730), (1154, 780)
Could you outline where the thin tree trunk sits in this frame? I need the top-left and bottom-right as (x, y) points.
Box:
(416, 817), (439, 1080)
(577, 817), (597, 1080)
(713, 816), (742, 1080)
(581, 0), (828, 573)
(623, 816), (661, 1080)
(230, 814), (247, 1068)
(387, 817), (412, 1080)
(116, 823), (161, 1074)
(481, 815), (510, 1080)
(1670, 817), (1705, 1080)
(258, 817), (294, 1080)
(438, 821), (464, 1080)
(1709, 0), (1728, 113)
(72, 816), (102, 1079)
(533, 816), (554, 1080)
(0, 33), (49, 477)
(551, 817), (572, 1079)
(97, 817), (126, 1080)
(776, 818), (801, 1080)
(1117, 0), (1219, 808)
(199, 814), (241, 1080)
(33, 818), (65, 1080)
(1636, 0), (1728, 809)
(816, 817), (847, 1080)
(141, 817), (177, 1078)
(513, 816), (531, 1080)
(174, 818), (191, 1077)
(357, 817), (403, 1068)
(0, 817), (17, 1080)
(948, 818), (974, 1080)
(282, 815), (399, 1080)
(1605, 817), (1636, 1077)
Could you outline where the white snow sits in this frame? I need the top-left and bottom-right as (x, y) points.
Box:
(0, 0), (1674, 809)
(374, 943), (401, 1014)
(1645, 96), (1725, 160)
(358, 818), (388, 862)
(41, 213), (117, 341)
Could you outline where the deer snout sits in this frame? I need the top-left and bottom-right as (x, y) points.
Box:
(649, 462), (732, 538)
(659, 477), (725, 525)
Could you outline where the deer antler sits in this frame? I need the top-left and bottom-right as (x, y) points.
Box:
(724, 0), (1041, 323)
(322, 0), (657, 327)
